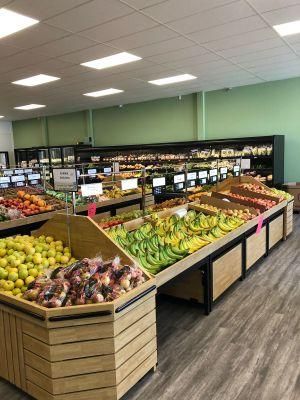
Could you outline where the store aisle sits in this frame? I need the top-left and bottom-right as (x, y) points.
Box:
(1, 216), (299, 400)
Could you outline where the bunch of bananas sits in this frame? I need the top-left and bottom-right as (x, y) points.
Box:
(108, 210), (244, 275)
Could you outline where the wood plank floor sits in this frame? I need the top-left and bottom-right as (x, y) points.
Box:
(1, 216), (300, 400)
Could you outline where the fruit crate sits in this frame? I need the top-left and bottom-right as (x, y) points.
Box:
(0, 214), (157, 400)
(284, 200), (294, 238)
(190, 195), (258, 216)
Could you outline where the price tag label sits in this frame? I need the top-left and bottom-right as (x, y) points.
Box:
(11, 175), (25, 183)
(153, 177), (166, 188)
(53, 168), (78, 192)
(0, 176), (11, 184)
(187, 172), (197, 180)
(220, 167), (228, 174)
(24, 168), (33, 174)
(28, 173), (41, 181)
(256, 214), (264, 234)
(103, 167), (112, 174)
(14, 169), (24, 175)
(233, 165), (240, 172)
(188, 180), (196, 187)
(3, 170), (13, 176)
(81, 183), (103, 197)
(209, 169), (218, 177)
(174, 174), (185, 184)
(121, 178), (138, 191)
(88, 168), (97, 176)
(88, 203), (97, 218)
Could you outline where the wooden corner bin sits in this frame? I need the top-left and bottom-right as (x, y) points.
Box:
(0, 214), (157, 400)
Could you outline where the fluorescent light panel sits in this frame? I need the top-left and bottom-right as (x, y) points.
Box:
(149, 74), (197, 86)
(273, 20), (300, 36)
(0, 116), (4, 119)
(14, 104), (46, 110)
(0, 8), (38, 39)
(84, 88), (124, 97)
(81, 52), (141, 70)
(12, 74), (60, 87)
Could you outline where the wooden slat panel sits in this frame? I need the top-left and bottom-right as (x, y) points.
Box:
(10, 314), (21, 388)
(114, 296), (155, 336)
(269, 215), (284, 249)
(0, 310), (8, 380)
(23, 333), (115, 362)
(213, 244), (242, 301)
(117, 352), (157, 399)
(16, 319), (27, 391)
(3, 311), (15, 383)
(25, 365), (116, 395)
(22, 320), (49, 343)
(26, 381), (117, 400)
(160, 270), (204, 303)
(115, 310), (156, 352)
(116, 338), (157, 384)
(246, 227), (266, 270)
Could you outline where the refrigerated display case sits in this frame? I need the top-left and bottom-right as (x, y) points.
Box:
(15, 146), (78, 167)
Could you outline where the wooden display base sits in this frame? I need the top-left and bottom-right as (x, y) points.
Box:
(0, 214), (157, 400)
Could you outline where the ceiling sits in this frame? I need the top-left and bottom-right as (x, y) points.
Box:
(1, 0), (300, 120)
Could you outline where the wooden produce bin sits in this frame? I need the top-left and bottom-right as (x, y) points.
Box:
(0, 214), (157, 400)
(269, 213), (284, 250)
(284, 200), (294, 238)
(246, 226), (267, 270)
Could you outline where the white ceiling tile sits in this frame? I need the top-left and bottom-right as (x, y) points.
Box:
(205, 28), (278, 52)
(262, 4), (300, 25)
(147, 45), (208, 64)
(33, 35), (95, 57)
(240, 53), (298, 68)
(46, 0), (133, 32)
(120, 0), (166, 9)
(106, 25), (178, 50)
(0, 44), (20, 59)
(0, 51), (50, 74)
(168, 1), (255, 34)
(162, 53), (222, 69)
(248, 0), (300, 13)
(229, 45), (293, 63)
(6, 0), (90, 20)
(0, 23), (68, 49)
(81, 12), (158, 42)
(190, 16), (267, 43)
(142, 0), (238, 23)
(126, 36), (193, 58)
(58, 43), (117, 64)
(220, 38), (284, 57)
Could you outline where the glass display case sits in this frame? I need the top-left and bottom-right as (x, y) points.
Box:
(38, 148), (50, 166)
(0, 152), (9, 168)
(49, 147), (62, 166)
(62, 146), (75, 165)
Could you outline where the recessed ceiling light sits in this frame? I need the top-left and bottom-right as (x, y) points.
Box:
(0, 116), (4, 119)
(12, 74), (60, 87)
(83, 88), (124, 97)
(14, 104), (46, 110)
(273, 20), (300, 36)
(0, 8), (39, 39)
(149, 74), (197, 86)
(81, 52), (141, 70)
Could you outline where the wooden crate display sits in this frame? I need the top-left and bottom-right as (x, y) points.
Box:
(269, 214), (284, 249)
(284, 200), (294, 238)
(0, 214), (157, 400)
(212, 244), (242, 301)
(246, 227), (267, 270)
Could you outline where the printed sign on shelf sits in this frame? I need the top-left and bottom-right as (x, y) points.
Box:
(53, 168), (78, 192)
(81, 183), (103, 197)
(27, 173), (41, 181)
(121, 178), (138, 191)
(0, 176), (11, 184)
(24, 168), (33, 174)
(209, 168), (218, 177)
(3, 170), (13, 176)
(220, 167), (228, 174)
(153, 177), (166, 188)
(88, 203), (97, 218)
(174, 174), (185, 184)
(103, 167), (112, 174)
(14, 169), (24, 175)
(241, 158), (251, 170)
(11, 175), (25, 183)
(87, 168), (97, 176)
(187, 172), (197, 181)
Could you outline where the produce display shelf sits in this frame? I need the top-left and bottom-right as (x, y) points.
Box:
(0, 214), (157, 400)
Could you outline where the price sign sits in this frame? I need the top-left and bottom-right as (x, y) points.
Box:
(233, 165), (240, 176)
(3, 169), (13, 176)
(209, 169), (218, 177)
(11, 175), (25, 183)
(121, 178), (138, 191)
(187, 172), (197, 181)
(153, 177), (166, 188)
(198, 170), (208, 185)
(14, 169), (24, 175)
(28, 173), (41, 181)
(87, 168), (97, 176)
(24, 168), (33, 174)
(219, 167), (228, 181)
(53, 168), (78, 192)
(241, 159), (251, 170)
(174, 174), (185, 184)
(88, 203), (97, 218)
(0, 176), (11, 184)
(81, 183), (103, 197)
(187, 180), (196, 188)
(103, 167), (112, 174)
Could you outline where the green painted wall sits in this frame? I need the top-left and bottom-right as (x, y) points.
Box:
(93, 94), (197, 146)
(13, 118), (43, 148)
(205, 77), (300, 182)
(47, 111), (86, 146)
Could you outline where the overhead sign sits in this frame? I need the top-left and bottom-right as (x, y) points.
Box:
(53, 168), (78, 192)
(81, 183), (103, 197)
(121, 178), (138, 191)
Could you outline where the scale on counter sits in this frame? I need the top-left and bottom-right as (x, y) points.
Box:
(152, 176), (166, 195)
(219, 167), (228, 181)
(173, 173), (185, 191)
(198, 170), (208, 185)
(209, 168), (218, 184)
